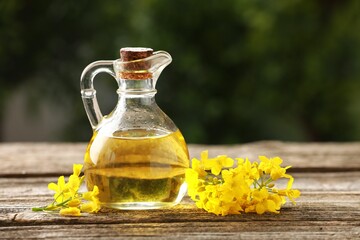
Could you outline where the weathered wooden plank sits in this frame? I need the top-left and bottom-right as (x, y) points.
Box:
(5, 203), (360, 226)
(1, 173), (359, 226)
(1, 173), (359, 225)
(1, 172), (360, 201)
(0, 143), (86, 176)
(1, 142), (360, 176)
(0, 222), (359, 239)
(1, 192), (359, 212)
(1, 192), (359, 226)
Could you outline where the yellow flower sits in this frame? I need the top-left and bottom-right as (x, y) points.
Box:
(222, 169), (250, 199)
(185, 168), (201, 199)
(221, 171), (237, 201)
(201, 151), (234, 175)
(234, 158), (259, 185)
(33, 164), (102, 216)
(254, 187), (268, 199)
(60, 207), (81, 216)
(220, 187), (236, 203)
(80, 201), (100, 213)
(82, 185), (99, 201)
(258, 156), (293, 181)
(48, 176), (68, 203)
(68, 198), (81, 207)
(185, 151), (300, 216)
(73, 164), (83, 177)
(277, 189), (301, 204)
(258, 156), (282, 174)
(245, 188), (279, 214)
(191, 158), (207, 178)
(68, 175), (81, 196)
(287, 176), (294, 189)
(268, 193), (284, 209)
(81, 185), (101, 213)
(48, 164), (84, 203)
(67, 164), (84, 196)
(269, 166), (292, 180)
(277, 177), (301, 204)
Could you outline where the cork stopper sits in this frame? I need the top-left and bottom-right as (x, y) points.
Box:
(120, 47), (153, 80)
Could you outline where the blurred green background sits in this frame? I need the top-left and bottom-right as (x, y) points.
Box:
(1, 0), (360, 143)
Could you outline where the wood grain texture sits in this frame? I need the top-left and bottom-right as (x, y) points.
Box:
(2, 193), (360, 224)
(1, 172), (360, 200)
(1, 141), (360, 176)
(0, 142), (360, 239)
(1, 222), (359, 239)
(1, 193), (359, 240)
(1, 175), (359, 238)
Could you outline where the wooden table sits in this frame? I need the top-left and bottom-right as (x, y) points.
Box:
(1, 142), (359, 239)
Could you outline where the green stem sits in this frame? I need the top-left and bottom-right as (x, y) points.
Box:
(56, 197), (72, 207)
(52, 191), (66, 206)
(264, 178), (273, 185)
(32, 207), (48, 212)
(253, 180), (261, 188)
(32, 197), (73, 212)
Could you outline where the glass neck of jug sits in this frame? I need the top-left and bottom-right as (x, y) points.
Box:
(116, 78), (157, 97)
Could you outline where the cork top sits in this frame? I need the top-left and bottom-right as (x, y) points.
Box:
(120, 47), (153, 61)
(119, 47), (154, 80)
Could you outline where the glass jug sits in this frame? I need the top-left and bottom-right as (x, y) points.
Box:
(80, 47), (189, 210)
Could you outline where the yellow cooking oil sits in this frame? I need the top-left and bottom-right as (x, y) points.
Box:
(84, 129), (189, 209)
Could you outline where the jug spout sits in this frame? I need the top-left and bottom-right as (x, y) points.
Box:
(149, 51), (172, 82)
(115, 48), (172, 85)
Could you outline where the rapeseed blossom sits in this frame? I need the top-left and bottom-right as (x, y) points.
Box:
(185, 151), (301, 216)
(32, 164), (100, 216)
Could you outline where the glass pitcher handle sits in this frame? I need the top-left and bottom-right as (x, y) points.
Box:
(80, 60), (116, 129)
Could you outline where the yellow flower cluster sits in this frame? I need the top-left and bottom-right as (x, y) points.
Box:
(32, 164), (100, 216)
(185, 151), (301, 216)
